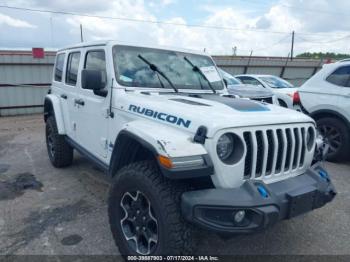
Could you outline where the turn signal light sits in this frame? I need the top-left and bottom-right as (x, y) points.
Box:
(158, 155), (173, 169)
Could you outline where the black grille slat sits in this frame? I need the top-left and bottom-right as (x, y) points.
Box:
(265, 130), (274, 175)
(300, 128), (306, 166)
(275, 129), (284, 173)
(285, 129), (292, 171)
(293, 128), (300, 168)
(243, 132), (252, 178)
(255, 131), (264, 177)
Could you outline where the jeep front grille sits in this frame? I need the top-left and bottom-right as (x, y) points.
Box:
(243, 125), (312, 180)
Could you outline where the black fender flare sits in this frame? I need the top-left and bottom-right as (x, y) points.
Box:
(310, 109), (350, 130)
(108, 130), (214, 180)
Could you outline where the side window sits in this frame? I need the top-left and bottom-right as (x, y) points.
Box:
(326, 66), (350, 87)
(84, 50), (107, 87)
(66, 52), (81, 86)
(54, 53), (65, 82)
(239, 77), (261, 86)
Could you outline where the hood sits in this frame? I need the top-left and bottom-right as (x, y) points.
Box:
(227, 84), (273, 98)
(119, 91), (314, 137)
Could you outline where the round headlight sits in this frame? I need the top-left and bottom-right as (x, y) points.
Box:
(306, 127), (315, 151)
(217, 133), (234, 161)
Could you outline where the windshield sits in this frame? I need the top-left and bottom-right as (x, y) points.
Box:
(113, 45), (224, 91)
(259, 76), (294, 88)
(218, 69), (241, 85)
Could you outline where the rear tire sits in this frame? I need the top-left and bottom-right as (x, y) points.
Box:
(317, 117), (350, 162)
(108, 161), (195, 256)
(45, 116), (73, 167)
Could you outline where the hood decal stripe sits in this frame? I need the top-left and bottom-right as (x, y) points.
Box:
(177, 94), (270, 112)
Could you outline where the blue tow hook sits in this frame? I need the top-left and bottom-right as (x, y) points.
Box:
(318, 169), (330, 182)
(257, 185), (269, 198)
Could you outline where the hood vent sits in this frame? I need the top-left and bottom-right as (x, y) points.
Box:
(169, 98), (210, 106)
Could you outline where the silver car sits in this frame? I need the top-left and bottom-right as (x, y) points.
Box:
(219, 69), (277, 105)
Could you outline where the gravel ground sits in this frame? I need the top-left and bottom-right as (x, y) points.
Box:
(0, 114), (349, 256)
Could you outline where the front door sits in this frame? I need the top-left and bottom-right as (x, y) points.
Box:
(74, 48), (110, 159)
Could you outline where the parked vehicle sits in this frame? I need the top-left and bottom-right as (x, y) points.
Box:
(44, 41), (336, 256)
(218, 69), (277, 105)
(235, 74), (298, 108)
(295, 60), (350, 161)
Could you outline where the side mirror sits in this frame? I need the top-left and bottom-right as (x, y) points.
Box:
(223, 78), (228, 87)
(81, 69), (107, 97)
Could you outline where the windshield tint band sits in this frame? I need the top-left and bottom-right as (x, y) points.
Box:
(112, 45), (224, 91)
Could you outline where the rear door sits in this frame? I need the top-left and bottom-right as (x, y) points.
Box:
(63, 51), (82, 140)
(325, 65), (350, 122)
(74, 48), (110, 159)
(52, 53), (71, 134)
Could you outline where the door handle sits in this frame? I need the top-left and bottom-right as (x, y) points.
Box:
(74, 98), (85, 106)
(61, 94), (68, 99)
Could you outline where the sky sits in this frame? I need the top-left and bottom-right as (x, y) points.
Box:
(0, 0), (349, 56)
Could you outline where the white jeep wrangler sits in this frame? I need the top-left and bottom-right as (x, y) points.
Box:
(44, 41), (336, 256)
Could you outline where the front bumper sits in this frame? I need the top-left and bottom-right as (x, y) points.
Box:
(181, 164), (336, 234)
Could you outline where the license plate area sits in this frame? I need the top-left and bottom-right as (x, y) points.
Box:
(286, 186), (317, 218)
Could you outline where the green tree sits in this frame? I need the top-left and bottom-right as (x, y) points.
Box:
(296, 52), (350, 60)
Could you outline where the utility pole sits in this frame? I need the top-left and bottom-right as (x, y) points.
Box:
(291, 31), (295, 61)
(50, 16), (54, 47)
(80, 24), (84, 42)
(244, 50), (253, 74)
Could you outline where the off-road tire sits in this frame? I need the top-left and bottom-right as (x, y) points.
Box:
(108, 161), (195, 256)
(317, 117), (350, 162)
(45, 116), (73, 167)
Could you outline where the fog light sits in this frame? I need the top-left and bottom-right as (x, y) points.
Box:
(234, 210), (246, 223)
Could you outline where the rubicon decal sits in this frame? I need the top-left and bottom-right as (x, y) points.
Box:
(128, 104), (191, 128)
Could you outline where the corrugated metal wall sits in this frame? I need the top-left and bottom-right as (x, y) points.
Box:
(0, 51), (55, 116)
(213, 55), (324, 87)
(0, 50), (326, 116)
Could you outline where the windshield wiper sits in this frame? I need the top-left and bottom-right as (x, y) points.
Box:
(183, 56), (216, 94)
(138, 54), (178, 93)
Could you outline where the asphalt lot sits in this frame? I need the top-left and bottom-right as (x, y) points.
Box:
(0, 114), (349, 255)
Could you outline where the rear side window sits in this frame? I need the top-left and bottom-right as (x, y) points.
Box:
(66, 52), (81, 86)
(85, 50), (107, 87)
(238, 76), (261, 86)
(54, 53), (65, 82)
(326, 66), (350, 87)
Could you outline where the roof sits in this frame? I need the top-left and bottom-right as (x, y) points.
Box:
(57, 40), (208, 56)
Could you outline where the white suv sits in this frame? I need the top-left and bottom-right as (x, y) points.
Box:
(44, 40), (336, 256)
(296, 60), (350, 161)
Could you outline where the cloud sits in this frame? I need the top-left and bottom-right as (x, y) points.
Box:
(0, 0), (349, 56)
(6, 0), (114, 13)
(160, 0), (176, 6)
(0, 13), (36, 28)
